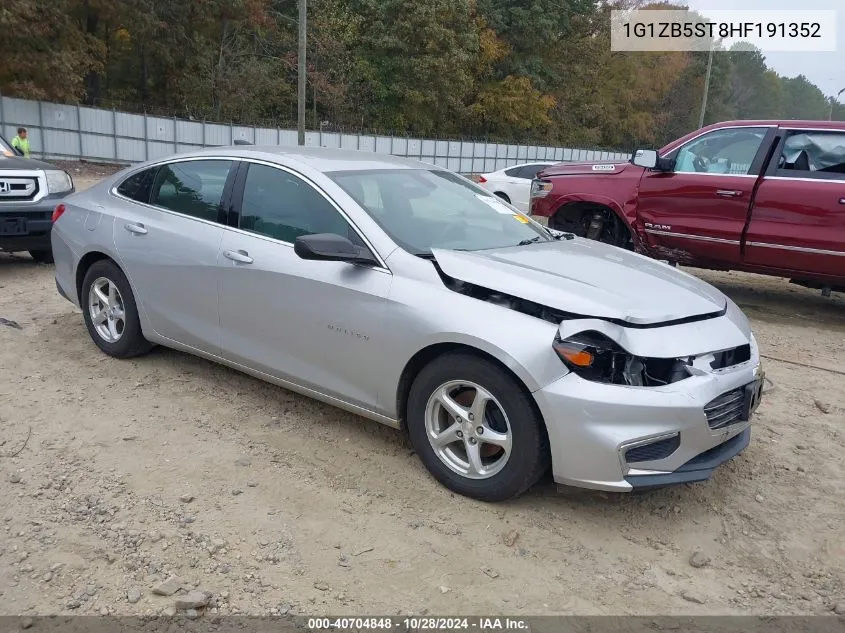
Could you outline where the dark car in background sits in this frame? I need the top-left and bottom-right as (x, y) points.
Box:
(0, 134), (75, 263)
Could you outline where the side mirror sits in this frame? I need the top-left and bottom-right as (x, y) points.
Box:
(632, 149), (658, 169)
(294, 233), (378, 266)
(632, 149), (674, 172)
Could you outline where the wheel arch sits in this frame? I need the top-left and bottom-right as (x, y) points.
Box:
(395, 342), (546, 434)
(551, 198), (638, 248)
(75, 251), (118, 304)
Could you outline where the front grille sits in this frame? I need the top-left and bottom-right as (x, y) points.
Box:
(705, 388), (745, 430)
(625, 434), (680, 463)
(710, 344), (751, 370)
(0, 176), (38, 201)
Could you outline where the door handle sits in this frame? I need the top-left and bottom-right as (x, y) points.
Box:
(124, 222), (148, 235)
(716, 190), (742, 198)
(223, 249), (253, 264)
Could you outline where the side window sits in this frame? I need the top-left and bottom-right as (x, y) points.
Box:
(116, 168), (157, 203)
(673, 128), (767, 175)
(776, 131), (845, 181)
(239, 163), (351, 243)
(150, 160), (233, 222)
(518, 164), (548, 179)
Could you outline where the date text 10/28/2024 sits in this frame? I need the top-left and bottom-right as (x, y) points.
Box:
(307, 617), (530, 631)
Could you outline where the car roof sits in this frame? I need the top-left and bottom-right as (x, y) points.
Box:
(156, 145), (436, 173)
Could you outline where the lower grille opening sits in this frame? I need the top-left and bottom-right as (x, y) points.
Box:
(705, 388), (744, 430)
(625, 434), (680, 463)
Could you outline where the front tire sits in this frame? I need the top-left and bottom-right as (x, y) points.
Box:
(551, 204), (632, 249)
(29, 249), (54, 264)
(81, 260), (152, 358)
(406, 353), (549, 501)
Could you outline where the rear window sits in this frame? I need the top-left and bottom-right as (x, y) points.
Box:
(117, 168), (157, 203)
(777, 131), (845, 180)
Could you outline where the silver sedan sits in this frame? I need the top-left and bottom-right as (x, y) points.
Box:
(51, 147), (764, 501)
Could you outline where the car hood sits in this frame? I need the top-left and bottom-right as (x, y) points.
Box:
(432, 239), (727, 325)
(0, 154), (58, 171)
(539, 161), (633, 177)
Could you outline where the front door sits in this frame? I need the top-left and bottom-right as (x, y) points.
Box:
(217, 162), (392, 411)
(637, 126), (773, 265)
(112, 159), (235, 354)
(745, 129), (845, 278)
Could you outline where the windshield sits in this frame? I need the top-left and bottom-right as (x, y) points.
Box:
(328, 169), (550, 255)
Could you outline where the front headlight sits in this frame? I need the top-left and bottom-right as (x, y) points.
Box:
(45, 170), (73, 194)
(553, 331), (690, 386)
(530, 178), (553, 199)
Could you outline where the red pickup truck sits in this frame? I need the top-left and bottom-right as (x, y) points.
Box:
(530, 120), (845, 294)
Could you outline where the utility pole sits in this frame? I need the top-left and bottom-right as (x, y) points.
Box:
(297, 0), (307, 146)
(698, 44), (713, 129)
(829, 87), (845, 121)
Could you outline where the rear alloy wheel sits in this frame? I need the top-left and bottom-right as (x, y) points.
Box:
(551, 205), (633, 249)
(81, 260), (152, 358)
(407, 353), (549, 501)
(29, 249), (54, 264)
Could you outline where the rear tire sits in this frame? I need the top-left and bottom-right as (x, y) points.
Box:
(29, 249), (54, 264)
(406, 352), (549, 502)
(81, 260), (153, 358)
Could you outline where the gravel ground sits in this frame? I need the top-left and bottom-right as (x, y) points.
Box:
(0, 173), (843, 619)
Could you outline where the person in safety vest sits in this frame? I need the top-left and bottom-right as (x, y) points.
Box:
(11, 128), (31, 158)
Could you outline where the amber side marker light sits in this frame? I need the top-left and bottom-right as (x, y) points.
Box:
(553, 341), (595, 367)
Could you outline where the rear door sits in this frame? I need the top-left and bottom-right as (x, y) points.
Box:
(745, 128), (845, 278)
(637, 126), (774, 265)
(112, 158), (236, 354)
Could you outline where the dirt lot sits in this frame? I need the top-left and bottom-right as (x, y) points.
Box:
(0, 169), (843, 618)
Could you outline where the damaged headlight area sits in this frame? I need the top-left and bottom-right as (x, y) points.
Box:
(553, 331), (691, 386)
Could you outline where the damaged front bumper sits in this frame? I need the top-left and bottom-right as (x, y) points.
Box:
(533, 311), (762, 493)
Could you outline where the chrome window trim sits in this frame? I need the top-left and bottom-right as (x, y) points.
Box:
(644, 228), (740, 245)
(765, 175), (845, 184)
(109, 155), (391, 273)
(650, 172), (759, 179)
(659, 124), (777, 159)
(746, 241), (845, 257)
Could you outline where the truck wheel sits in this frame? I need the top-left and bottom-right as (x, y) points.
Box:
(552, 205), (632, 249)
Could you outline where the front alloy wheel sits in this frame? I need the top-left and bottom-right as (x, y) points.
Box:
(425, 380), (513, 480)
(407, 353), (549, 501)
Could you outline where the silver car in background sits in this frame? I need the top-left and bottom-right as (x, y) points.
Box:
(51, 147), (764, 501)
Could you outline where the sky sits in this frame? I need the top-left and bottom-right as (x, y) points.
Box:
(684, 0), (845, 100)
